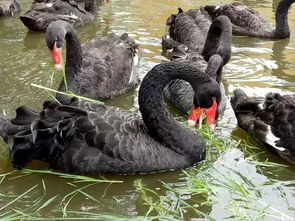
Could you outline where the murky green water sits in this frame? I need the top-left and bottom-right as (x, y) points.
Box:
(0, 0), (294, 220)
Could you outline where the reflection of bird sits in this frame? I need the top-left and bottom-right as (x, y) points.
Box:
(0, 0), (20, 16)
(46, 20), (141, 105)
(20, 0), (96, 31)
(162, 9), (232, 130)
(271, 39), (291, 81)
(204, 0), (295, 39)
(231, 89), (295, 164)
(0, 62), (222, 174)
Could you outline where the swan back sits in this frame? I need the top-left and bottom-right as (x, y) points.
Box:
(204, 0), (295, 38)
(231, 89), (295, 163)
(20, 0), (95, 31)
(163, 8), (212, 53)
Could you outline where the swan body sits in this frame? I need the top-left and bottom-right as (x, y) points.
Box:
(231, 89), (295, 164)
(162, 12), (232, 128)
(0, 62), (222, 174)
(204, 0), (295, 39)
(46, 20), (141, 105)
(0, 0), (20, 16)
(20, 0), (96, 31)
(162, 7), (212, 54)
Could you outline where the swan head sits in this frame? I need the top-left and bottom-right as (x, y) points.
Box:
(46, 21), (69, 71)
(188, 80), (221, 131)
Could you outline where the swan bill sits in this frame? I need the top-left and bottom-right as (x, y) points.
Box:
(188, 99), (218, 131)
(50, 45), (62, 71)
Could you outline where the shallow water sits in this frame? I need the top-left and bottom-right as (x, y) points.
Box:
(0, 0), (294, 220)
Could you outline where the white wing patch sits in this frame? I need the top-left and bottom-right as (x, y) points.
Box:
(264, 125), (286, 152)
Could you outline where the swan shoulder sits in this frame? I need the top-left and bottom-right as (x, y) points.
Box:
(77, 33), (140, 99)
(221, 3), (272, 31)
(170, 9), (212, 53)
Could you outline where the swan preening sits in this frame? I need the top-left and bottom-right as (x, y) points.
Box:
(46, 20), (141, 105)
(204, 0), (295, 39)
(0, 62), (222, 174)
(162, 9), (232, 130)
(20, 0), (96, 31)
(0, 0), (20, 16)
(231, 89), (295, 164)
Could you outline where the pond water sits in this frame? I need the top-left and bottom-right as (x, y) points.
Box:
(0, 0), (294, 220)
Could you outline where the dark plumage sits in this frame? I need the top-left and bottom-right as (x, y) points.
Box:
(0, 62), (223, 174)
(231, 89), (295, 164)
(0, 0), (20, 16)
(162, 7), (212, 54)
(45, 20), (141, 105)
(204, 0), (295, 39)
(20, 0), (96, 31)
(162, 13), (232, 125)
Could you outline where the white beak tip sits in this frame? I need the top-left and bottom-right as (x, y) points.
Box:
(209, 124), (215, 132)
(187, 120), (196, 127)
(54, 64), (63, 71)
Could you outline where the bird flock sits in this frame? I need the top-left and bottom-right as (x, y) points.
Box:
(0, 0), (294, 175)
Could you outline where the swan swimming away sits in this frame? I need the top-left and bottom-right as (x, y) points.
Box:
(204, 0), (295, 39)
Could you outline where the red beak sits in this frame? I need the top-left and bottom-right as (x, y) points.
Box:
(205, 99), (218, 131)
(50, 45), (62, 71)
(187, 105), (202, 127)
(187, 99), (218, 131)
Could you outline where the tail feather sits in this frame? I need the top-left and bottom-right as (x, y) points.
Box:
(0, 102), (84, 169)
(230, 89), (248, 109)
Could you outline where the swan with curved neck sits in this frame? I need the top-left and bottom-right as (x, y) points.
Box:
(0, 62), (221, 174)
(204, 0), (295, 39)
(0, 0), (20, 16)
(20, 0), (96, 31)
(46, 20), (141, 105)
(162, 13), (232, 130)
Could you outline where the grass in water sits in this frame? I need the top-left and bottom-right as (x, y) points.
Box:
(133, 125), (294, 220)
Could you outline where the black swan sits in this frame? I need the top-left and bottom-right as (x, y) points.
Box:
(0, 0), (20, 16)
(0, 62), (222, 174)
(162, 13), (232, 130)
(20, 0), (96, 31)
(204, 0), (295, 39)
(162, 7), (212, 54)
(46, 20), (141, 105)
(231, 89), (295, 164)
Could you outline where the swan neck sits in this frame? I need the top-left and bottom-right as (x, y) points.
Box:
(274, 0), (294, 38)
(202, 16), (232, 64)
(84, 0), (96, 14)
(205, 57), (223, 83)
(138, 62), (207, 158)
(64, 28), (83, 80)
